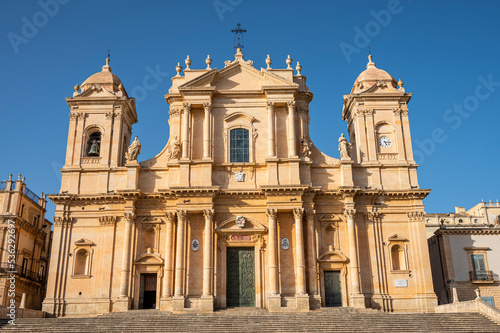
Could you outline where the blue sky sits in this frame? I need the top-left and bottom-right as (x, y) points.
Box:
(1, 0), (499, 217)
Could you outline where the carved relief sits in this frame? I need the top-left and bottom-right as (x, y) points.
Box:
(407, 211), (425, 221)
(169, 108), (181, 117)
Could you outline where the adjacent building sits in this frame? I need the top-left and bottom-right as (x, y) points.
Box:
(43, 50), (437, 316)
(0, 174), (52, 310)
(427, 202), (500, 307)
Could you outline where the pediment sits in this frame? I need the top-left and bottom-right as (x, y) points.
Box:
(73, 84), (119, 98)
(388, 234), (408, 242)
(134, 253), (164, 265)
(358, 81), (402, 94)
(216, 217), (267, 233)
(318, 249), (349, 263)
(74, 238), (95, 247)
(179, 61), (298, 92)
(140, 216), (164, 224)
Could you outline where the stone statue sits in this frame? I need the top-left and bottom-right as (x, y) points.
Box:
(125, 136), (141, 162)
(338, 133), (352, 159)
(300, 139), (311, 158)
(168, 136), (181, 160)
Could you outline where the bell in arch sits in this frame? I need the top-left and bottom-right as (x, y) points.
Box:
(87, 140), (100, 156)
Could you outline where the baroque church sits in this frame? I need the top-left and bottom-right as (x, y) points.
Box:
(43, 48), (437, 316)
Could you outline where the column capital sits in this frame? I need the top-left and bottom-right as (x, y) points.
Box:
(203, 102), (212, 111)
(305, 209), (315, 219)
(183, 102), (191, 112)
(344, 208), (356, 218)
(287, 101), (296, 109)
(165, 211), (176, 223)
(203, 209), (214, 221)
(124, 212), (136, 223)
(177, 210), (187, 222)
(293, 208), (304, 219)
(99, 216), (116, 226)
(407, 211), (425, 222)
(363, 211), (381, 221)
(266, 208), (277, 219)
(267, 101), (275, 109)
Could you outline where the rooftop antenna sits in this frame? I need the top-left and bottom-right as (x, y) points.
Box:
(107, 49), (110, 59)
(231, 23), (247, 52)
(368, 46), (371, 55)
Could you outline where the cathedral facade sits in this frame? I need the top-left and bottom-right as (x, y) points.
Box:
(43, 49), (437, 316)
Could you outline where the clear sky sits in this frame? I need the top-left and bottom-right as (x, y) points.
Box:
(1, 0), (499, 217)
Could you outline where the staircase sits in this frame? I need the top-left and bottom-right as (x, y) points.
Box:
(1, 308), (499, 332)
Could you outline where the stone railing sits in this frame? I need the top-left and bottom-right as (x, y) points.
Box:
(435, 298), (500, 324)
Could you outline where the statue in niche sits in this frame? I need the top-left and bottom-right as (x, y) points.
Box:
(300, 138), (311, 158)
(338, 133), (352, 159)
(167, 136), (181, 160)
(125, 136), (141, 162)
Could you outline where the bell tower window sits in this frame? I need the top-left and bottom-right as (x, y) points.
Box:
(86, 131), (101, 157)
(230, 128), (249, 163)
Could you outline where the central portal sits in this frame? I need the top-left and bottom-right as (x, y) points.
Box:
(226, 247), (255, 307)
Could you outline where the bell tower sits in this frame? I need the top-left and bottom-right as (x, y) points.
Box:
(61, 57), (137, 193)
(342, 55), (418, 190)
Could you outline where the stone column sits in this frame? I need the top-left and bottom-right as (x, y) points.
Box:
(267, 102), (276, 157)
(65, 114), (78, 166)
(266, 209), (281, 311)
(181, 103), (191, 159)
(294, 208), (309, 310)
(287, 101), (297, 157)
(345, 208), (364, 308)
(203, 103), (212, 159)
(173, 210), (187, 310)
(201, 209), (214, 311)
(119, 212), (134, 299)
(293, 208), (307, 295)
(305, 210), (319, 296)
(162, 211), (176, 299)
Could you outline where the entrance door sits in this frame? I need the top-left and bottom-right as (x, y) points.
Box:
(324, 271), (342, 307)
(226, 247), (255, 307)
(139, 273), (157, 309)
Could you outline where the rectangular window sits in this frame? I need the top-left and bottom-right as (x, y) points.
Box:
(471, 254), (486, 272)
(230, 128), (249, 163)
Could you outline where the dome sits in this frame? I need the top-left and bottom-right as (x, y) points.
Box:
(351, 55), (398, 93)
(80, 58), (124, 93)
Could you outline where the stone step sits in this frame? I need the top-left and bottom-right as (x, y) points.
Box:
(1, 311), (499, 333)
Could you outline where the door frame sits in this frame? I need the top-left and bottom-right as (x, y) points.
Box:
(132, 253), (164, 310)
(226, 246), (256, 307)
(215, 232), (265, 309)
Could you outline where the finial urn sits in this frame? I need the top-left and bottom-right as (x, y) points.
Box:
(295, 62), (302, 76)
(185, 55), (191, 70)
(206, 55), (212, 69)
(286, 55), (293, 69)
(175, 62), (183, 76)
(266, 54), (272, 69)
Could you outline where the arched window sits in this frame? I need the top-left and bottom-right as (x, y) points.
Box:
(74, 249), (89, 275)
(145, 228), (155, 250)
(391, 245), (406, 271)
(86, 131), (101, 157)
(230, 128), (249, 163)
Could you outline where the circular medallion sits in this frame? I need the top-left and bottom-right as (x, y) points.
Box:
(191, 239), (200, 251)
(281, 238), (290, 250)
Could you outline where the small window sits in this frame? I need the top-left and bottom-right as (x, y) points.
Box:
(230, 128), (249, 163)
(86, 131), (101, 157)
(21, 258), (29, 276)
(74, 249), (89, 275)
(474, 219), (479, 223)
(458, 219), (463, 223)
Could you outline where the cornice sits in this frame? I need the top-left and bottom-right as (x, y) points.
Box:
(437, 227), (500, 235)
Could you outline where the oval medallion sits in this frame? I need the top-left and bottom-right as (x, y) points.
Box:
(281, 238), (289, 250)
(191, 239), (200, 251)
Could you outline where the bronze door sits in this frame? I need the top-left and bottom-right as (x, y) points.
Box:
(226, 247), (255, 307)
(324, 271), (342, 307)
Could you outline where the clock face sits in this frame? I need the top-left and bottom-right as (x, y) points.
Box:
(379, 136), (391, 148)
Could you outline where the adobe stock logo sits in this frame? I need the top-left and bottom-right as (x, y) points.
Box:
(413, 74), (500, 165)
(7, 0), (71, 54)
